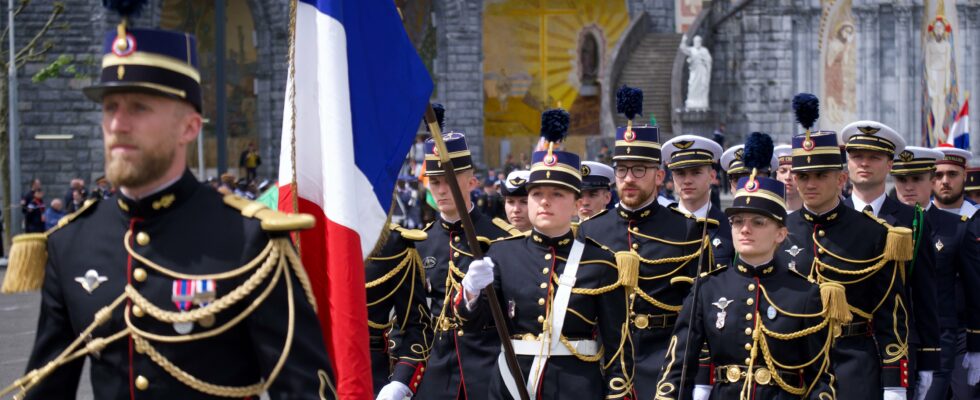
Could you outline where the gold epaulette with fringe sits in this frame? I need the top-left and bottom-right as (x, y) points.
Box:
(1, 198), (99, 294)
(391, 223), (427, 242)
(492, 217), (523, 236)
(222, 194), (314, 232)
(857, 210), (912, 262)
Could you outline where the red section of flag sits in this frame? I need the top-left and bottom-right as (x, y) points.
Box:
(279, 184), (372, 399)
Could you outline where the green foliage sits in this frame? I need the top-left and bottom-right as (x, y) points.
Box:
(31, 54), (89, 83)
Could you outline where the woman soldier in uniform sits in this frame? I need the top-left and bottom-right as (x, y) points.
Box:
(656, 171), (845, 400)
(455, 144), (636, 399)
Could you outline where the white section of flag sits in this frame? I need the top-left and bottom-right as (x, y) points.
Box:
(277, 2), (388, 258)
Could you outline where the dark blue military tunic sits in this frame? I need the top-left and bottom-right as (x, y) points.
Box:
(366, 224), (431, 395)
(457, 230), (634, 399)
(922, 207), (980, 400)
(415, 209), (517, 400)
(577, 200), (709, 400)
(844, 195), (941, 374)
(656, 255), (836, 399)
(25, 170), (334, 400)
(783, 201), (910, 398)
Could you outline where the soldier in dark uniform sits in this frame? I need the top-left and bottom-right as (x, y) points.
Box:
(456, 146), (635, 399)
(502, 170), (531, 232)
(965, 167), (980, 205)
(662, 134), (734, 269)
(720, 144), (778, 195)
(839, 120), (941, 397)
(9, 16), (335, 400)
(577, 86), (709, 400)
(783, 110), (912, 399)
(479, 179), (507, 221)
(577, 161), (615, 221)
(415, 132), (520, 400)
(366, 223), (431, 399)
(773, 144), (802, 213)
(891, 146), (980, 399)
(656, 173), (839, 400)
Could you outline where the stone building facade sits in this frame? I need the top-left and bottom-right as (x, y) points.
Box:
(7, 0), (978, 198)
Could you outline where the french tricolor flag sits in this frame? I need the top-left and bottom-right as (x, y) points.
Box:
(949, 99), (970, 149)
(277, 0), (433, 398)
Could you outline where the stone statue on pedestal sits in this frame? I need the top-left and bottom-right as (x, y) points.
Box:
(680, 35), (712, 110)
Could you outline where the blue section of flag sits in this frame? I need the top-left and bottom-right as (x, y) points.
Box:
(300, 0), (434, 213)
(953, 133), (970, 149)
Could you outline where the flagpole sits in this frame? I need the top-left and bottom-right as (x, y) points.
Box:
(424, 106), (531, 400)
(288, 0), (301, 250)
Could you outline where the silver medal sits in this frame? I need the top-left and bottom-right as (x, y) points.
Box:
(712, 238), (722, 247)
(712, 297), (733, 330)
(767, 305), (777, 320)
(173, 313), (194, 334)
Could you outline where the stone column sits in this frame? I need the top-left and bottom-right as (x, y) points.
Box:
(436, 0), (485, 169)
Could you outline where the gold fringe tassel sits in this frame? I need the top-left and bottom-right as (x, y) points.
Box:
(615, 251), (640, 289)
(819, 282), (852, 338)
(884, 227), (913, 262)
(2, 233), (49, 293)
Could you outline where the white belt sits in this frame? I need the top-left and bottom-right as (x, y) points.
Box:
(510, 338), (599, 357)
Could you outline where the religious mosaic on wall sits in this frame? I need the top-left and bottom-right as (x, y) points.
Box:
(482, 0), (629, 166)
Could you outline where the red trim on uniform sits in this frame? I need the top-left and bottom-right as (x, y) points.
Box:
(399, 361), (425, 393)
(707, 363), (716, 385)
(126, 218), (141, 400)
(900, 359), (909, 388)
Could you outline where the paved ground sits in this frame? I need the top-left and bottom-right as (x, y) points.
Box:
(0, 269), (94, 399)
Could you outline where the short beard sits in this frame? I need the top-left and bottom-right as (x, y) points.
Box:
(934, 188), (963, 206)
(105, 145), (175, 188)
(620, 186), (654, 208)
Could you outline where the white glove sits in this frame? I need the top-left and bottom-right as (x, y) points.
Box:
(914, 371), (932, 400)
(376, 381), (412, 400)
(692, 384), (711, 400)
(461, 258), (495, 300)
(963, 352), (980, 386)
(882, 387), (906, 400)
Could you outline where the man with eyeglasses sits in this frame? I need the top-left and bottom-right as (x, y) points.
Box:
(840, 121), (940, 399)
(578, 117), (709, 400)
(782, 129), (912, 400)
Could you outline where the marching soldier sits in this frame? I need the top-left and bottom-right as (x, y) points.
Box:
(578, 86), (709, 399)
(890, 146), (980, 399)
(840, 121), (941, 396)
(366, 223), (431, 399)
(721, 143), (778, 194)
(503, 170), (531, 232)
(773, 144), (802, 213)
(415, 132), (521, 400)
(7, 9), (335, 399)
(655, 173), (840, 400)
(932, 146), (978, 218)
(577, 161), (615, 221)
(456, 143), (635, 399)
(965, 167), (980, 204)
(662, 134), (734, 268)
(782, 94), (912, 400)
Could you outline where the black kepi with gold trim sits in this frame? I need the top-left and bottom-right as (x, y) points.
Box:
(841, 120), (906, 156)
(529, 108), (580, 193)
(790, 93), (843, 171)
(614, 85), (660, 163)
(891, 146), (942, 176)
(84, 1), (202, 112)
(967, 167), (980, 192)
(726, 175), (787, 223)
(424, 132), (473, 176)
